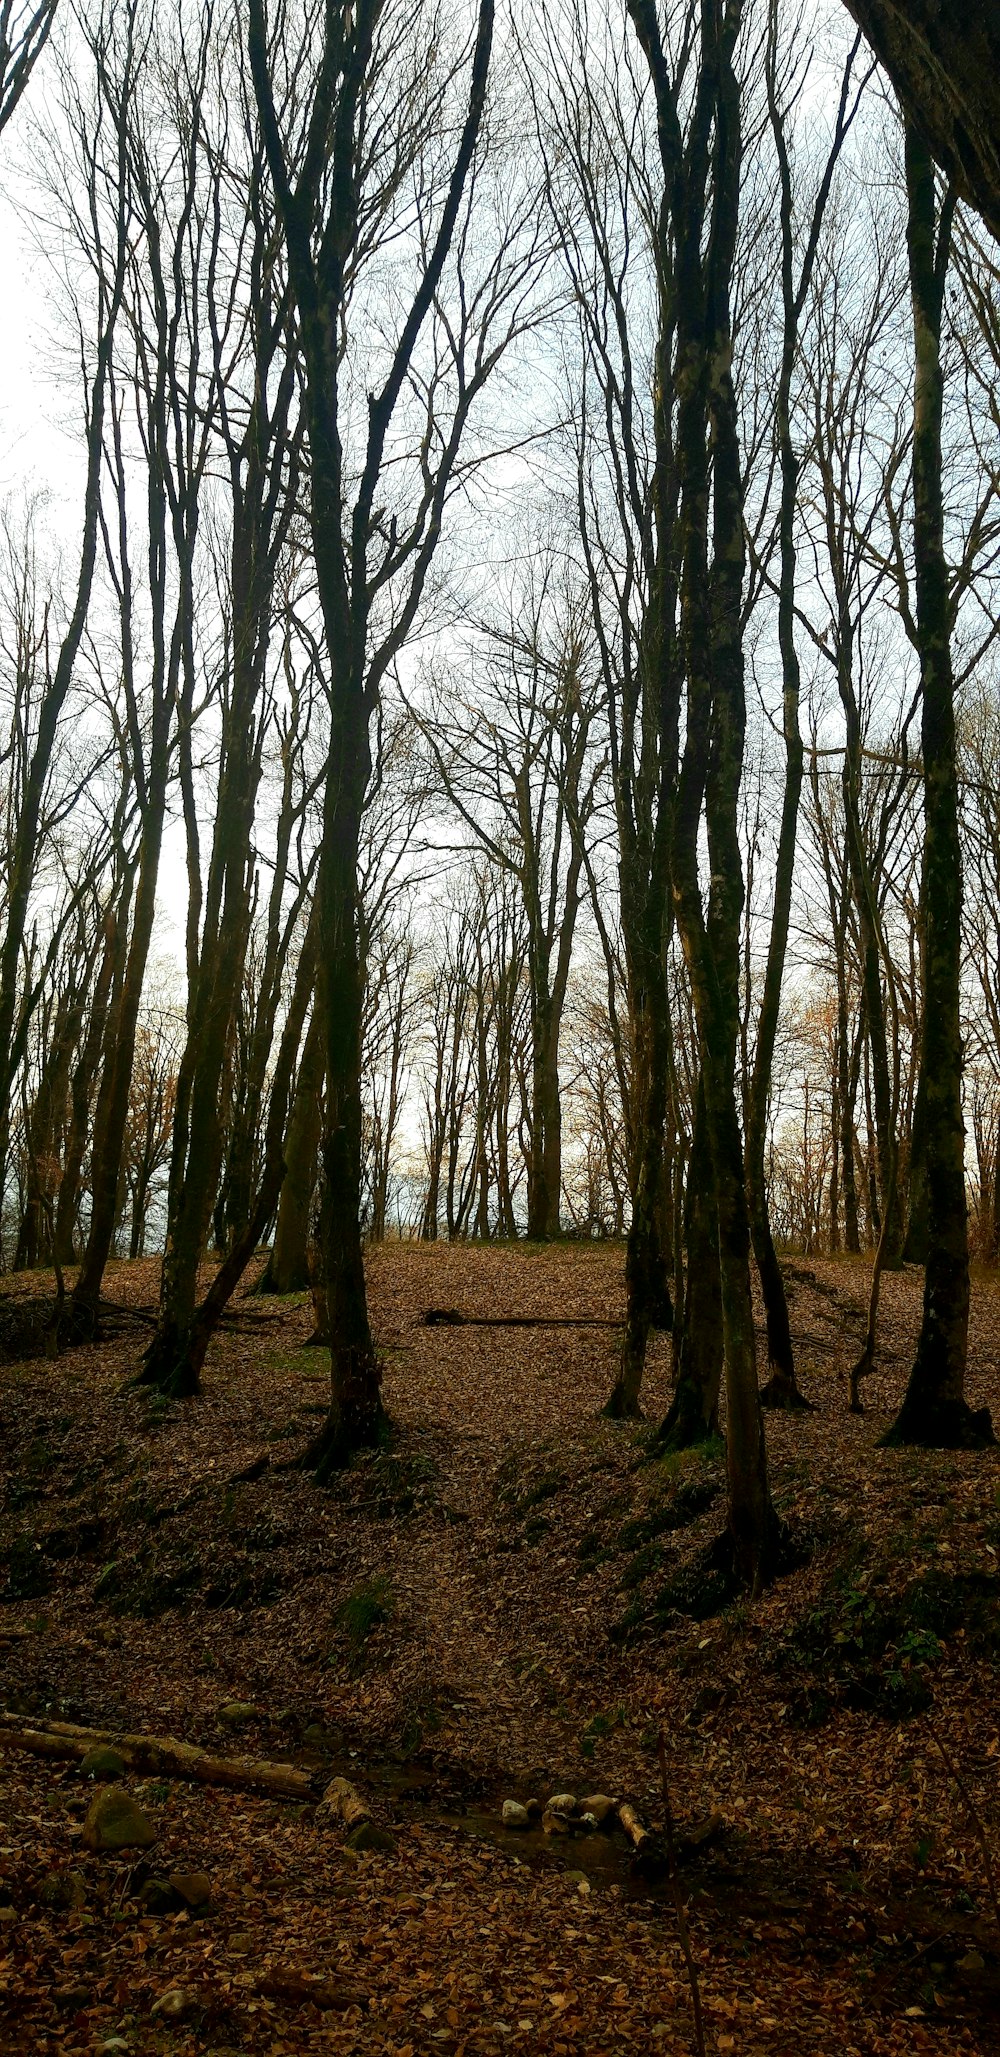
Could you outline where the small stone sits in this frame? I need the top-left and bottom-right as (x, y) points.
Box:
(218, 1700), (256, 1726)
(345, 1821), (396, 1854)
(564, 1870), (592, 1893)
(0, 1906), (16, 1926)
(548, 1792), (578, 1813)
(958, 1950), (985, 1981)
(542, 1809), (571, 1836)
(81, 1788), (156, 1853)
(501, 1801), (531, 1830)
(228, 1933), (254, 1955)
(99, 2040), (132, 2054)
(151, 1987), (197, 2021)
(579, 1812), (599, 1831)
(137, 1878), (176, 1915)
(303, 1722), (333, 1749)
(168, 1870), (212, 1911)
(80, 1745), (126, 1781)
(579, 1793), (616, 1827)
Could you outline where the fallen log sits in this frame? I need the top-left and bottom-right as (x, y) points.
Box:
(0, 1713), (313, 1800)
(423, 1307), (620, 1329)
(316, 1774), (371, 1830)
(617, 1801), (653, 1856)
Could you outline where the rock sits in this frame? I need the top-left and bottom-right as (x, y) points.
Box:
(228, 1933), (254, 1954)
(579, 1793), (617, 1827)
(579, 1812), (599, 1831)
(81, 1788), (156, 1853)
(501, 1801), (531, 1830)
(80, 1745), (126, 1781)
(218, 1700), (256, 1726)
(564, 1869), (592, 1894)
(542, 1808), (571, 1836)
(151, 1986), (198, 2021)
(303, 1722), (334, 1749)
(548, 1792), (578, 1813)
(137, 1878), (177, 1915)
(0, 1906), (16, 1926)
(958, 1950), (985, 1981)
(168, 1871), (212, 1911)
(98, 2040), (132, 2054)
(345, 1821), (396, 1854)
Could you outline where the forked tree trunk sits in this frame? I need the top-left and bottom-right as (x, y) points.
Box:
(885, 124), (994, 1451)
(633, 0), (778, 1588)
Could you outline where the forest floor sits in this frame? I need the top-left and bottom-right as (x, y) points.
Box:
(1, 1244), (999, 2057)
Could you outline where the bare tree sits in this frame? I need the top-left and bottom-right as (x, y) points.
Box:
(0, 1), (56, 135)
(249, 0), (544, 1470)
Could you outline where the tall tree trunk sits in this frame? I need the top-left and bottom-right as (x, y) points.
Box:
(885, 124), (994, 1449)
(746, 8), (862, 1407)
(306, 697), (384, 1475)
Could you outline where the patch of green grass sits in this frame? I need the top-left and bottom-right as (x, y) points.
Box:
(268, 1346), (330, 1382)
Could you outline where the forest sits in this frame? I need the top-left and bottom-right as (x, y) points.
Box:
(1, 1), (999, 2053)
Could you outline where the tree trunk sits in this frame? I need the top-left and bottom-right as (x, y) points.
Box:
(655, 1083), (722, 1449)
(885, 124), (994, 1450)
(306, 696), (384, 1478)
(259, 1006), (323, 1295)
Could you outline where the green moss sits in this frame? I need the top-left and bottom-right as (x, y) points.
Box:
(335, 1575), (394, 1652)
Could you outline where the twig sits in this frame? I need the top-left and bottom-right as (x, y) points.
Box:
(658, 1728), (706, 2057)
(924, 1714), (1000, 1935)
